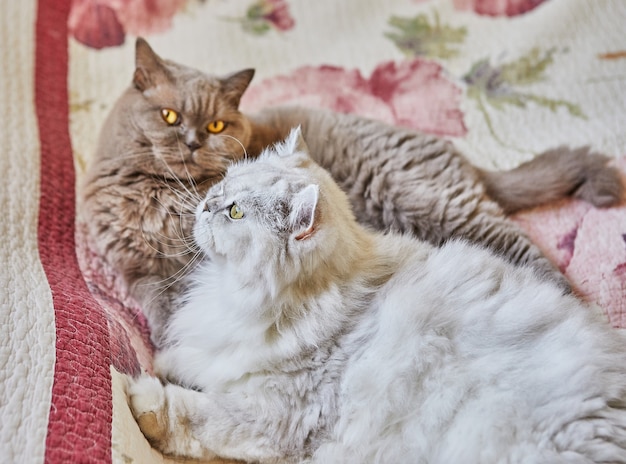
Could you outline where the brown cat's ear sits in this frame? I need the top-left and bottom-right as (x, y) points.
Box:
(220, 69), (255, 107)
(133, 37), (170, 91)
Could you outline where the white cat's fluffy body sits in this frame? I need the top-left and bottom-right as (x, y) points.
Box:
(129, 129), (626, 463)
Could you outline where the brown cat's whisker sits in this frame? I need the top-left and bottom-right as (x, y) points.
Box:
(172, 133), (205, 200)
(217, 134), (249, 160)
(150, 179), (202, 212)
(159, 162), (202, 204)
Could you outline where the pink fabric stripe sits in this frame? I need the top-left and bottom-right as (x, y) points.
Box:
(36, 0), (113, 462)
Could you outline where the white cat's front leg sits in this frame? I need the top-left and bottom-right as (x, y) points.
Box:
(127, 374), (218, 460)
(127, 374), (292, 463)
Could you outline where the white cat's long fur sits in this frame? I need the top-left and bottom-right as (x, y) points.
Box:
(129, 129), (626, 463)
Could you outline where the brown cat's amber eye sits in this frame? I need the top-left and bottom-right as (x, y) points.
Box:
(207, 120), (226, 134)
(161, 108), (180, 126)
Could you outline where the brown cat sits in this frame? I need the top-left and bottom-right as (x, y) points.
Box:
(78, 38), (623, 343)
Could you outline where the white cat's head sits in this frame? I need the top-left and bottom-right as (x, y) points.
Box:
(193, 127), (358, 294)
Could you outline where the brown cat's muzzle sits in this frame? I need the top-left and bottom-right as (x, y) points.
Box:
(185, 140), (202, 152)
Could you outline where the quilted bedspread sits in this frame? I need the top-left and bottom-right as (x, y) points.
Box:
(1, 0), (626, 462)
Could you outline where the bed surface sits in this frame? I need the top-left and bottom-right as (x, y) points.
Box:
(1, 0), (625, 462)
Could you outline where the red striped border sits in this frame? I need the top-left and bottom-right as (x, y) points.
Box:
(36, 0), (113, 462)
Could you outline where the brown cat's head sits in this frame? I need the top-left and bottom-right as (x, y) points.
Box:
(120, 38), (255, 180)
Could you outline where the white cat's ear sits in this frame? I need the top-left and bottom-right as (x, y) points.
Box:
(134, 38), (169, 91)
(290, 184), (319, 241)
(221, 69), (255, 107)
(285, 126), (309, 155)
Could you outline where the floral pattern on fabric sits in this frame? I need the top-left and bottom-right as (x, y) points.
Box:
(386, 12), (467, 59)
(462, 48), (585, 147)
(242, 60), (466, 137)
(16, 1), (624, 461)
(598, 51), (626, 60)
(228, 0), (295, 35)
(453, 0), (548, 16)
(384, 11), (583, 149)
(68, 0), (187, 49)
(513, 156), (626, 328)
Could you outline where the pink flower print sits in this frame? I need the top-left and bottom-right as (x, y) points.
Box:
(453, 0), (548, 16)
(69, 0), (187, 49)
(513, 200), (591, 274)
(513, 155), (626, 328)
(235, 0), (295, 35)
(555, 225), (579, 270)
(69, 0), (125, 49)
(241, 60), (466, 137)
(370, 60), (466, 136)
(566, 204), (626, 328)
(243, 65), (397, 124)
(114, 0), (188, 36)
(262, 0), (295, 31)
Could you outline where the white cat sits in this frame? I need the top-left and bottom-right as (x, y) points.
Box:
(128, 128), (626, 463)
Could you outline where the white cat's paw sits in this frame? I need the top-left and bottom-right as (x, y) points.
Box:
(127, 374), (169, 445)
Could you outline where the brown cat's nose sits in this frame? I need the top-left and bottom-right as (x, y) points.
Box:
(186, 140), (202, 151)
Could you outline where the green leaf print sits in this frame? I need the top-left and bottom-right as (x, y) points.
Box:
(463, 48), (585, 147)
(499, 47), (554, 86)
(386, 12), (466, 59)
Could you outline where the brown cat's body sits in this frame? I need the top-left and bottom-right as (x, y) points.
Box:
(254, 106), (622, 271)
(79, 39), (623, 343)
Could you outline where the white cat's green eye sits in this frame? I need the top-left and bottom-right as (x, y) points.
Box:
(161, 108), (180, 126)
(208, 120), (226, 134)
(229, 204), (244, 219)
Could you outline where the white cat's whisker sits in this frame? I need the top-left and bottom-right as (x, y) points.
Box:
(138, 249), (205, 310)
(139, 220), (199, 257)
(136, 221), (197, 259)
(137, 233), (193, 260)
(141, 258), (198, 294)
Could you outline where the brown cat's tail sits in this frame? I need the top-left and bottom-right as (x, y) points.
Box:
(478, 146), (624, 214)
